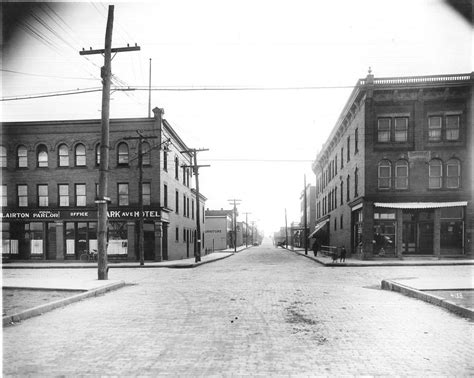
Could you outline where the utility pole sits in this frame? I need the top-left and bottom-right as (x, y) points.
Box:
(124, 131), (158, 265)
(181, 148), (210, 263)
(80, 5), (140, 280)
(285, 208), (288, 248)
(243, 212), (251, 247)
(228, 199), (241, 252)
(304, 174), (308, 255)
(148, 58), (152, 118)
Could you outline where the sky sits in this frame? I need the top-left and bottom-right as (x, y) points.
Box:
(1, 0), (472, 236)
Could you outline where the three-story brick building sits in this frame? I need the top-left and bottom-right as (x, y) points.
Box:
(311, 71), (473, 259)
(1, 108), (206, 261)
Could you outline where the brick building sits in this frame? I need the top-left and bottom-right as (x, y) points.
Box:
(1, 108), (206, 261)
(311, 72), (473, 259)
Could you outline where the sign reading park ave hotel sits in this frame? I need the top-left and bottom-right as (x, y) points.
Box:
(0, 208), (161, 220)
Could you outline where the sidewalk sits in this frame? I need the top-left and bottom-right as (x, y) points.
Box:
(288, 247), (474, 267)
(287, 247), (474, 319)
(1, 248), (248, 270)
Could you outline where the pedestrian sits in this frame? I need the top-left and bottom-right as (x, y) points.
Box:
(339, 246), (346, 263)
(311, 239), (319, 257)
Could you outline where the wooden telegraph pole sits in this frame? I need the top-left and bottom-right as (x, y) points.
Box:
(243, 212), (251, 247)
(80, 5), (140, 279)
(228, 199), (242, 252)
(181, 148), (210, 263)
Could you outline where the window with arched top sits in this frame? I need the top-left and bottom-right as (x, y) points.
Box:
(58, 144), (69, 167)
(75, 144), (86, 166)
(446, 159), (461, 189)
(378, 160), (391, 189)
(429, 159), (443, 189)
(142, 142), (151, 166)
(117, 142), (129, 165)
(395, 160), (409, 189)
(37, 144), (48, 167)
(17, 145), (28, 168)
(0, 146), (7, 167)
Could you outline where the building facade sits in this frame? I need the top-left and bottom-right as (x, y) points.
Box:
(204, 209), (233, 250)
(1, 109), (206, 261)
(311, 72), (473, 259)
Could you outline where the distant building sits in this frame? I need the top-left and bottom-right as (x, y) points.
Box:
(1, 109), (206, 261)
(297, 185), (316, 248)
(204, 208), (233, 250)
(311, 72), (473, 259)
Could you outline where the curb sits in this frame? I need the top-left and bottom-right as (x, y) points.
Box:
(381, 279), (474, 320)
(289, 249), (474, 267)
(3, 281), (126, 326)
(1, 252), (235, 270)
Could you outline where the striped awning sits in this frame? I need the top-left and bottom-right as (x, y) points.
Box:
(308, 219), (329, 238)
(374, 201), (468, 209)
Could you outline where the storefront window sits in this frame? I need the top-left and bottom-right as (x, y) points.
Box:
(30, 222), (44, 255)
(108, 222), (128, 255)
(88, 222), (98, 252)
(65, 222), (75, 255)
(2, 222), (19, 255)
(374, 209), (396, 256)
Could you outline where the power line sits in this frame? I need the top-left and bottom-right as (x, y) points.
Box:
(1, 68), (98, 81)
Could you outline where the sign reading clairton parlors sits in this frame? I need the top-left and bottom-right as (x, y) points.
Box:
(0, 208), (161, 220)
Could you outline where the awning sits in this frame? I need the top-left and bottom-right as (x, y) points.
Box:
(308, 219), (329, 238)
(374, 201), (468, 209)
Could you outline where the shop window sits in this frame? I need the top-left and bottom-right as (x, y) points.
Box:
(58, 184), (69, 207)
(17, 185), (28, 207)
(30, 222), (44, 255)
(0, 146), (6, 167)
(75, 144), (86, 166)
(65, 222), (75, 256)
(118, 183), (129, 206)
(37, 144), (48, 168)
(394, 118), (408, 142)
(378, 160), (391, 189)
(2, 223), (19, 256)
(58, 144), (69, 167)
(17, 145), (28, 168)
(37, 184), (48, 206)
(108, 222), (128, 255)
(95, 144), (101, 166)
(1, 185), (6, 207)
(429, 159), (442, 189)
(446, 115), (460, 141)
(446, 159), (460, 189)
(395, 160), (409, 190)
(377, 118), (391, 142)
(142, 142), (151, 166)
(75, 184), (86, 206)
(117, 142), (129, 165)
(142, 183), (151, 206)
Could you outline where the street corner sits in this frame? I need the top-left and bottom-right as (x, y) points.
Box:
(381, 279), (474, 320)
(3, 280), (126, 327)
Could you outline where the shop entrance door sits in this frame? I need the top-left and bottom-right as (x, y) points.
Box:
(402, 222), (416, 254)
(418, 222), (434, 254)
(144, 223), (154, 260)
(162, 224), (168, 260)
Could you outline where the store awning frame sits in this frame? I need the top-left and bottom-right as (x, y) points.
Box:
(308, 219), (329, 238)
(374, 201), (468, 209)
